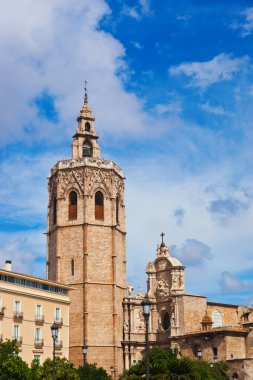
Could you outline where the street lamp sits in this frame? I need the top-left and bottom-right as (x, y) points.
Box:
(141, 297), (151, 380)
(82, 344), (88, 366)
(51, 322), (59, 380)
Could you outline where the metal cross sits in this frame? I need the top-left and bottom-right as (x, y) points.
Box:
(160, 232), (165, 245)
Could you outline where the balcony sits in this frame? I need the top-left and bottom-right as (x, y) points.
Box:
(13, 311), (23, 321)
(35, 314), (44, 324)
(55, 340), (63, 350)
(13, 336), (22, 346)
(54, 318), (63, 327)
(34, 339), (44, 349)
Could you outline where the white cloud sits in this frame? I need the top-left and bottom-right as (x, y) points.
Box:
(131, 41), (143, 49)
(0, 0), (156, 145)
(121, 0), (152, 20)
(172, 239), (212, 267)
(220, 271), (245, 291)
(241, 7), (253, 37)
(201, 102), (227, 115)
(155, 100), (182, 115)
(169, 53), (248, 89)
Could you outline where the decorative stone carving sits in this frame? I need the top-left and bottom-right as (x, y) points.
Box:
(127, 284), (134, 298)
(137, 309), (145, 332)
(123, 321), (129, 333)
(156, 244), (170, 258)
(135, 287), (144, 299)
(156, 277), (170, 300)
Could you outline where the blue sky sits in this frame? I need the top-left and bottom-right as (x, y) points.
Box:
(0, 0), (253, 305)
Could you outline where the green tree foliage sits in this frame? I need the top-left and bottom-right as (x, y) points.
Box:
(119, 348), (230, 380)
(77, 363), (112, 380)
(0, 340), (30, 380)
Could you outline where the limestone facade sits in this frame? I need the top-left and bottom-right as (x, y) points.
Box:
(46, 95), (126, 378)
(123, 240), (253, 379)
(0, 261), (71, 364)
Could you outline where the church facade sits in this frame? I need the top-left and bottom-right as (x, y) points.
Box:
(46, 93), (126, 377)
(123, 239), (253, 379)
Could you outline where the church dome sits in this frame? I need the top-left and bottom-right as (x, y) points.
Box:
(168, 257), (183, 267)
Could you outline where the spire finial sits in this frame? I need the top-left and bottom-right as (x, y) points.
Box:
(84, 80), (88, 103)
(160, 232), (165, 247)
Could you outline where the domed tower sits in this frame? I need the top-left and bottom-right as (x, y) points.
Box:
(46, 90), (126, 377)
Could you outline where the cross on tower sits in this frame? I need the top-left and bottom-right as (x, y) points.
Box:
(160, 232), (165, 247)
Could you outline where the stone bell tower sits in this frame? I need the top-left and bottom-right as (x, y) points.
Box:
(46, 89), (126, 377)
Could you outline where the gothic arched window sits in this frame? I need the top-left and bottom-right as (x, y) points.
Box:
(71, 259), (74, 276)
(53, 196), (57, 225)
(116, 195), (119, 224)
(85, 122), (90, 132)
(212, 310), (223, 327)
(162, 312), (170, 330)
(95, 191), (104, 220)
(69, 191), (77, 220)
(82, 140), (92, 157)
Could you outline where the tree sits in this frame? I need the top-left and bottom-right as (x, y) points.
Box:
(77, 363), (112, 380)
(31, 357), (78, 380)
(119, 348), (230, 380)
(0, 340), (31, 380)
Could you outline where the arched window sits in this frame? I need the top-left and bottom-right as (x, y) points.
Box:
(71, 259), (74, 276)
(85, 122), (90, 132)
(116, 195), (119, 224)
(53, 196), (57, 225)
(162, 312), (170, 330)
(95, 191), (104, 220)
(82, 140), (92, 157)
(212, 310), (223, 327)
(69, 191), (77, 220)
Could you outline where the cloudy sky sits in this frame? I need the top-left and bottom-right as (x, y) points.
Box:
(0, 0), (253, 305)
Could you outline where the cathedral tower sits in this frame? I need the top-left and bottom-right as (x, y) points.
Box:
(46, 91), (126, 377)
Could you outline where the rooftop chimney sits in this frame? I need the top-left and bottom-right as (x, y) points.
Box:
(5, 260), (12, 271)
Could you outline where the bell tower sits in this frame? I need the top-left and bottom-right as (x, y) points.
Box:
(46, 89), (126, 377)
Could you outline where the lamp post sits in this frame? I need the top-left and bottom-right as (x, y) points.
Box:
(82, 344), (88, 366)
(51, 322), (59, 380)
(141, 297), (151, 380)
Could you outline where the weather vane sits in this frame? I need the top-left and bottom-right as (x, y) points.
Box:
(84, 80), (88, 103)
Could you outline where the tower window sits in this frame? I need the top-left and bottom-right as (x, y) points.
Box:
(69, 191), (77, 220)
(162, 312), (170, 330)
(82, 140), (92, 157)
(53, 196), (57, 225)
(95, 191), (104, 220)
(85, 122), (90, 132)
(116, 195), (119, 224)
(71, 259), (74, 276)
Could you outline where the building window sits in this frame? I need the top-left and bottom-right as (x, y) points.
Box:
(116, 195), (119, 224)
(212, 310), (223, 327)
(34, 355), (41, 363)
(71, 259), (74, 276)
(14, 301), (20, 314)
(82, 140), (92, 157)
(53, 196), (57, 225)
(69, 191), (77, 220)
(95, 191), (104, 220)
(85, 122), (90, 132)
(162, 312), (170, 330)
(55, 307), (61, 323)
(213, 347), (218, 362)
(13, 325), (19, 340)
(35, 328), (41, 343)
